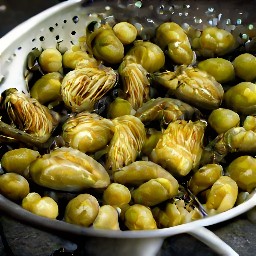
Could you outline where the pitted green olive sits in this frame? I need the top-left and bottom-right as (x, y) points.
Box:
(103, 183), (131, 207)
(0, 173), (30, 201)
(233, 53), (256, 81)
(197, 58), (235, 83)
(93, 205), (120, 230)
(131, 178), (179, 206)
(64, 194), (99, 226)
(22, 192), (58, 219)
(1, 148), (40, 176)
(39, 48), (62, 73)
(226, 155), (256, 192)
(124, 204), (157, 230)
(208, 108), (240, 134)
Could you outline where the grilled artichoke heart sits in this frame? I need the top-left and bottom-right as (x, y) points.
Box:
(135, 97), (196, 125)
(1, 88), (58, 144)
(119, 62), (150, 110)
(62, 112), (114, 153)
(106, 115), (146, 172)
(29, 147), (110, 192)
(151, 120), (206, 177)
(153, 66), (224, 110)
(61, 65), (117, 112)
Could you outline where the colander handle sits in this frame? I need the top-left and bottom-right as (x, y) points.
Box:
(188, 227), (239, 256)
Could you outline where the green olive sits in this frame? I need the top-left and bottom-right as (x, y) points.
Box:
(93, 205), (120, 230)
(113, 22), (137, 45)
(39, 48), (62, 73)
(22, 192), (58, 219)
(107, 97), (135, 119)
(224, 82), (256, 115)
(30, 72), (62, 105)
(208, 108), (240, 134)
(226, 155), (256, 192)
(64, 194), (99, 227)
(197, 58), (235, 83)
(205, 176), (238, 214)
(188, 164), (223, 195)
(233, 53), (256, 81)
(198, 27), (235, 57)
(131, 178), (178, 206)
(124, 204), (157, 230)
(0, 173), (30, 201)
(1, 148), (40, 176)
(103, 183), (131, 207)
(63, 49), (92, 69)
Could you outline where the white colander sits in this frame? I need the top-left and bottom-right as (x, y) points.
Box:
(1, 1), (256, 255)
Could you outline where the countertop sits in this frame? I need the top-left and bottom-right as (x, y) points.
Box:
(1, 1), (256, 255)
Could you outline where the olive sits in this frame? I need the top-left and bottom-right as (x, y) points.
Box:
(1, 148), (40, 176)
(233, 53), (256, 81)
(39, 48), (63, 73)
(208, 108), (240, 134)
(22, 192), (58, 219)
(113, 22), (137, 45)
(64, 194), (99, 227)
(30, 72), (62, 105)
(224, 82), (256, 115)
(0, 173), (30, 201)
(197, 58), (235, 83)
(124, 204), (157, 230)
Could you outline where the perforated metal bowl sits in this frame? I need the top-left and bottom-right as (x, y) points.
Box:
(1, 1), (256, 255)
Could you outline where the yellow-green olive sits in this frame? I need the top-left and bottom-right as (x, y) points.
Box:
(124, 204), (157, 230)
(22, 192), (58, 219)
(233, 53), (256, 81)
(1, 148), (40, 176)
(113, 22), (137, 45)
(0, 173), (30, 201)
(93, 205), (120, 230)
(39, 48), (62, 73)
(208, 108), (240, 134)
(197, 58), (235, 83)
(64, 194), (99, 227)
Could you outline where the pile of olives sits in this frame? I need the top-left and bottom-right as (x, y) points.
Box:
(1, 19), (256, 231)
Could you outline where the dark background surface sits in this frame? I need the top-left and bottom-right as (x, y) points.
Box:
(1, 0), (256, 255)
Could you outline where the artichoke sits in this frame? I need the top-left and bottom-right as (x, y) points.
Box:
(0, 88), (59, 145)
(62, 112), (114, 153)
(118, 62), (150, 110)
(135, 97), (196, 125)
(151, 120), (206, 177)
(61, 65), (117, 112)
(29, 147), (110, 192)
(155, 22), (194, 65)
(153, 66), (224, 110)
(106, 115), (146, 172)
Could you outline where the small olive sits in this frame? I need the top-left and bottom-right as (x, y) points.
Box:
(208, 108), (240, 134)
